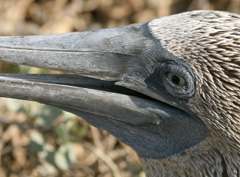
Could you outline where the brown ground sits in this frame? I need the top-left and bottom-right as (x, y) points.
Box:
(0, 0), (239, 177)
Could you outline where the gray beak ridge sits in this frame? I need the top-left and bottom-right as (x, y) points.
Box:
(0, 24), (148, 81)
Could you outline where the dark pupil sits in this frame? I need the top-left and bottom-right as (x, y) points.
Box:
(171, 75), (181, 86)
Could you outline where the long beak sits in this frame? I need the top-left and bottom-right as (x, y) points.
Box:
(0, 24), (207, 159)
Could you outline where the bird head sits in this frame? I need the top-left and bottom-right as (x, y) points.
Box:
(0, 10), (239, 159)
(149, 11), (240, 150)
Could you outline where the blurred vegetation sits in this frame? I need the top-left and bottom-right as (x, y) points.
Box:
(0, 0), (239, 177)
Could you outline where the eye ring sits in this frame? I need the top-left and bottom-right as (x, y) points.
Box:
(160, 62), (195, 98)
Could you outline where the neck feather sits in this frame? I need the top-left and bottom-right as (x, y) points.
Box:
(142, 137), (240, 177)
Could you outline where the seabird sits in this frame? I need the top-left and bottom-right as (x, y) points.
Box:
(0, 10), (239, 177)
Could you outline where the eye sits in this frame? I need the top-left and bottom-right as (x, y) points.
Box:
(161, 63), (195, 98)
(165, 72), (187, 88)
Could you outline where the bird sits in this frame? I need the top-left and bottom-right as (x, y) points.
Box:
(0, 10), (239, 177)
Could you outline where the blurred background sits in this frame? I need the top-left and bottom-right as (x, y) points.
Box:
(0, 0), (239, 177)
